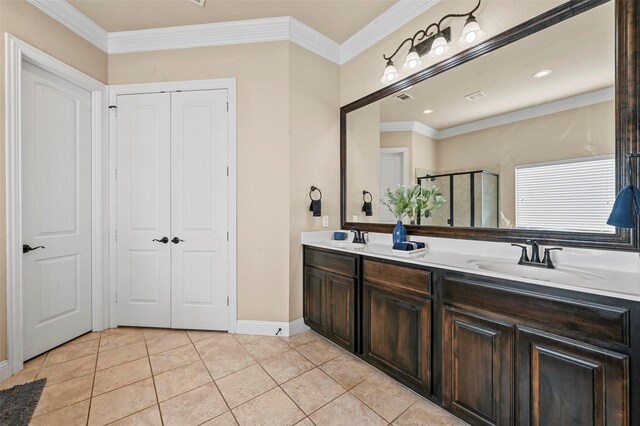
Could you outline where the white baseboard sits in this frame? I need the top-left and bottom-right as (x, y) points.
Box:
(0, 360), (11, 382)
(288, 318), (310, 336)
(235, 318), (310, 337)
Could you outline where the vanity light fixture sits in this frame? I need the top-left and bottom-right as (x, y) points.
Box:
(533, 69), (552, 78)
(380, 0), (483, 84)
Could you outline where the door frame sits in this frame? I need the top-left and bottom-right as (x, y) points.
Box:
(108, 79), (238, 333)
(5, 34), (108, 374)
(379, 147), (409, 186)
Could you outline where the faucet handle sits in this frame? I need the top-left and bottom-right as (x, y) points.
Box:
(542, 247), (563, 269)
(511, 243), (530, 264)
(361, 231), (369, 243)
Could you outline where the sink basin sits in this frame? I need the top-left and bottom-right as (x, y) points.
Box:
(467, 259), (606, 287)
(324, 241), (366, 250)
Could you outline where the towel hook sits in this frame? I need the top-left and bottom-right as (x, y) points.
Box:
(309, 186), (322, 201)
(625, 153), (640, 185)
(362, 190), (372, 203)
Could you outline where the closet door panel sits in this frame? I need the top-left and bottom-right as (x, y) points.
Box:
(116, 93), (172, 327)
(171, 90), (229, 330)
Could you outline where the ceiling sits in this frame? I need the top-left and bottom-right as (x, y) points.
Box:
(67, 0), (396, 43)
(379, 0), (615, 131)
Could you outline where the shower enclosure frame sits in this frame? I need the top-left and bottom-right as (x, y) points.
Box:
(417, 170), (499, 228)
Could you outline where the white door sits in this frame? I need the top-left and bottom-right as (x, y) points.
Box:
(116, 93), (172, 327)
(21, 62), (92, 360)
(171, 90), (228, 330)
(379, 149), (407, 223)
(116, 90), (229, 330)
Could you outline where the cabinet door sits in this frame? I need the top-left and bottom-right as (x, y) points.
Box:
(362, 282), (431, 392)
(516, 326), (628, 426)
(325, 273), (356, 351)
(304, 266), (326, 334)
(442, 306), (513, 426)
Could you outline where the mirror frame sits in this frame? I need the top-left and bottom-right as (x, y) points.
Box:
(340, 0), (639, 251)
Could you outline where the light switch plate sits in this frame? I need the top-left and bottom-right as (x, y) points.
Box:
(322, 215), (329, 228)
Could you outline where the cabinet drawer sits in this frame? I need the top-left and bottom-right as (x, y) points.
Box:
(304, 247), (358, 277)
(444, 277), (630, 346)
(364, 259), (431, 297)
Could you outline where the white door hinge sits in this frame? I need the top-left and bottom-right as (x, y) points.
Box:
(115, 292), (118, 303)
(227, 166), (229, 177)
(226, 102), (229, 112)
(227, 232), (229, 241)
(115, 169), (118, 180)
(115, 230), (117, 241)
(227, 297), (229, 306)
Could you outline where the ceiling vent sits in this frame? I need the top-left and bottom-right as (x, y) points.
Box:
(394, 93), (414, 102)
(465, 91), (487, 101)
(189, 0), (206, 7)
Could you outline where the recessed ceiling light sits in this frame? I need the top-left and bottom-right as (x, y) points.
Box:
(533, 69), (552, 79)
(423, 109), (434, 114)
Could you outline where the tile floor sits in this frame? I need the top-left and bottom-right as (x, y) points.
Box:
(0, 327), (468, 425)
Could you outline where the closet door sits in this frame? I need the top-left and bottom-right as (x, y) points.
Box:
(116, 93), (172, 327)
(171, 90), (229, 330)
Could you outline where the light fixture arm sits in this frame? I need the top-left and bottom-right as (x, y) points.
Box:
(380, 0), (482, 84)
(436, 0), (481, 31)
(382, 0), (482, 62)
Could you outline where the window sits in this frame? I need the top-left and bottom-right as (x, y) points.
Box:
(515, 156), (615, 233)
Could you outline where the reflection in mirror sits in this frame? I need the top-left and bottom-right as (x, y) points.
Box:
(346, 1), (615, 234)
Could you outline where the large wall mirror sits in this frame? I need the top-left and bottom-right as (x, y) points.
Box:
(341, 0), (639, 250)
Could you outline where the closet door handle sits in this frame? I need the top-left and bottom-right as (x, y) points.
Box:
(171, 237), (184, 244)
(23, 244), (45, 254)
(153, 237), (169, 244)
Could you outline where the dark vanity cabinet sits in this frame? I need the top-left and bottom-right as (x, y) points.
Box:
(362, 259), (432, 392)
(442, 274), (632, 426)
(515, 327), (628, 426)
(303, 247), (358, 352)
(442, 306), (513, 425)
(303, 245), (639, 426)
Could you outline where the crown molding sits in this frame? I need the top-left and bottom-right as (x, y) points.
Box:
(109, 17), (288, 54)
(340, 0), (441, 64)
(289, 18), (341, 63)
(380, 121), (440, 139)
(109, 16), (340, 62)
(28, 0), (436, 64)
(381, 87), (614, 140)
(437, 86), (615, 139)
(27, 0), (108, 51)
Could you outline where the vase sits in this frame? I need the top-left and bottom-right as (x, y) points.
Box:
(392, 220), (407, 244)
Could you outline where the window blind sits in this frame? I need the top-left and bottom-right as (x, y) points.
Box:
(515, 156), (616, 233)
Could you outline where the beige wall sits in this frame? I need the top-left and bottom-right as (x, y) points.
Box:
(0, 0), (108, 362)
(109, 41), (340, 324)
(288, 44), (340, 321)
(347, 102), (380, 222)
(413, 132), (438, 176)
(110, 42), (292, 322)
(437, 101), (615, 224)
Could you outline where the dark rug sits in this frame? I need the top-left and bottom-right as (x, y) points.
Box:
(0, 378), (47, 426)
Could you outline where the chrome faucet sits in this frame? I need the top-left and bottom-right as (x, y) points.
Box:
(350, 228), (368, 244)
(511, 240), (563, 269)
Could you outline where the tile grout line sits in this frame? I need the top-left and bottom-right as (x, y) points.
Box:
(188, 331), (239, 425)
(85, 332), (103, 426)
(144, 329), (166, 426)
